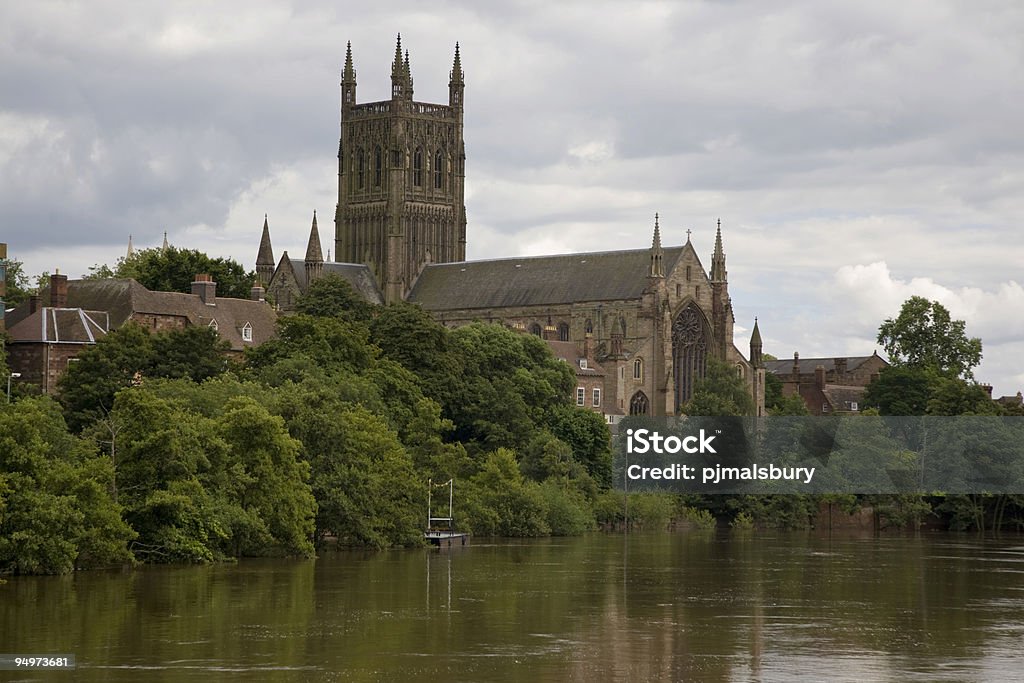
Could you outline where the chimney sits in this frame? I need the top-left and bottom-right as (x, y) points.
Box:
(50, 272), (68, 308)
(792, 352), (800, 380)
(584, 332), (594, 363)
(835, 357), (847, 380)
(191, 274), (216, 305)
(981, 384), (993, 398)
(815, 365), (826, 390)
(250, 282), (266, 302)
(29, 294), (42, 314)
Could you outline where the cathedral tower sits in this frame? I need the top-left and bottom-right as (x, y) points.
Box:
(335, 36), (467, 303)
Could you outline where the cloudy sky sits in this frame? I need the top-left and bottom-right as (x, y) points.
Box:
(2, 1), (1022, 395)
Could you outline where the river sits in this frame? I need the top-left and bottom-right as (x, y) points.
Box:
(3, 532), (1024, 681)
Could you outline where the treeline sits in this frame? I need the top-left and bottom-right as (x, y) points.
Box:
(0, 274), (615, 574)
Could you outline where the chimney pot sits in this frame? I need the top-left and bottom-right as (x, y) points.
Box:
(50, 273), (68, 308)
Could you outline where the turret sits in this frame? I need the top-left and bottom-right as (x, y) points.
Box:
(749, 318), (763, 368)
(391, 34), (412, 101)
(710, 218), (727, 283)
(304, 211), (323, 285)
(256, 214), (275, 285)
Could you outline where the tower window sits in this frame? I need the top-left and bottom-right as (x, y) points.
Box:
(434, 151), (444, 188)
(413, 147), (423, 186)
(374, 146), (382, 187)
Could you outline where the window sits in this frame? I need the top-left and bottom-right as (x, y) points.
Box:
(822, 403), (830, 413)
(208, 319), (219, 332)
(576, 387), (585, 406)
(850, 401), (859, 412)
(374, 146), (382, 187)
(579, 359), (588, 370)
(676, 284), (682, 297)
(629, 391), (649, 415)
(633, 358), (643, 380)
(529, 323), (542, 337)
(592, 388), (601, 407)
(413, 147), (423, 186)
(695, 285), (700, 299)
(686, 265), (692, 281)
(242, 322), (253, 342)
(434, 150), (444, 188)
(558, 322), (570, 341)
(584, 319), (593, 334)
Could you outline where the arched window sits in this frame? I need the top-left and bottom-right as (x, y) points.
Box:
(374, 146), (382, 187)
(633, 358), (643, 380)
(584, 318), (593, 334)
(529, 323), (542, 337)
(357, 149), (365, 189)
(434, 150), (444, 189)
(413, 147), (423, 186)
(629, 391), (649, 416)
(672, 302), (712, 407)
(558, 322), (570, 341)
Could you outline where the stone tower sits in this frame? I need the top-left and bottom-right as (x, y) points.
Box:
(334, 36), (467, 303)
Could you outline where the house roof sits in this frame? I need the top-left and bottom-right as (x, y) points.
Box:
(764, 354), (883, 376)
(822, 385), (868, 411)
(7, 307), (110, 344)
(407, 246), (686, 311)
(545, 339), (605, 376)
(13, 279), (278, 351)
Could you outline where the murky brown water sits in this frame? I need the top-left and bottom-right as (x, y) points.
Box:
(3, 532), (1024, 681)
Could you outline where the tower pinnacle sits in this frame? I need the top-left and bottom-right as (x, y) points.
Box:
(649, 213), (665, 278)
(710, 220), (727, 282)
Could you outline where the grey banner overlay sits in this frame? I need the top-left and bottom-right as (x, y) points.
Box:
(613, 416), (1024, 494)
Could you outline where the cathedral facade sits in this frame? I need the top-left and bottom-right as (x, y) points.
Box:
(258, 37), (765, 418)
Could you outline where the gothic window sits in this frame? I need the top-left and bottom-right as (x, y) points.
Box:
(374, 146), (382, 187)
(558, 322), (570, 341)
(413, 147), (423, 186)
(357, 149), (365, 189)
(672, 302), (712, 408)
(434, 151), (444, 189)
(529, 323), (542, 337)
(633, 358), (643, 381)
(584, 319), (593, 334)
(629, 391), (649, 415)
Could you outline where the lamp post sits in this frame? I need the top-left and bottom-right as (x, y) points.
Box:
(7, 372), (20, 403)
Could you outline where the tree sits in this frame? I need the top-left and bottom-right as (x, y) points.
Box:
(683, 357), (755, 416)
(877, 296), (982, 380)
(114, 246), (256, 299)
(2, 258), (34, 306)
(295, 273), (374, 322)
(863, 367), (934, 416)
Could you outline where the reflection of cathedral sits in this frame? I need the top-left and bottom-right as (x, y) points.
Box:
(257, 36), (765, 418)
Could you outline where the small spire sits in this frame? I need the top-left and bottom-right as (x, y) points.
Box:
(710, 220), (727, 281)
(162, 231), (169, 253)
(450, 42), (463, 83)
(126, 234), (135, 259)
(749, 317), (763, 367)
(649, 213), (665, 278)
(257, 215), (274, 266)
(750, 318), (762, 345)
(304, 210), (323, 263)
(342, 40), (356, 82)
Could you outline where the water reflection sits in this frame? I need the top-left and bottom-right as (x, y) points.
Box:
(3, 534), (1024, 681)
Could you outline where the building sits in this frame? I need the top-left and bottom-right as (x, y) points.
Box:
(5, 273), (276, 394)
(259, 37), (765, 417)
(765, 352), (889, 415)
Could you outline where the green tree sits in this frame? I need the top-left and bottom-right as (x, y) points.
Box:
(877, 296), (982, 379)
(115, 246), (255, 299)
(683, 357), (755, 416)
(2, 258), (34, 306)
(863, 367), (934, 416)
(295, 272), (374, 321)
(0, 397), (135, 574)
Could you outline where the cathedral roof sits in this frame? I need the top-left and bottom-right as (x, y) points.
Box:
(282, 257), (385, 305)
(408, 246), (685, 310)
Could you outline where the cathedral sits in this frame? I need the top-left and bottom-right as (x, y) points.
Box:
(258, 36), (765, 418)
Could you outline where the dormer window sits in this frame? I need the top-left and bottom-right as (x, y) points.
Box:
(579, 359), (588, 370)
(209, 319), (219, 332)
(242, 322), (253, 343)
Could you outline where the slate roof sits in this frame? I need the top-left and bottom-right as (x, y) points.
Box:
(14, 279), (279, 351)
(764, 354), (881, 376)
(8, 307), (110, 344)
(545, 339), (605, 376)
(284, 258), (384, 305)
(822, 385), (868, 412)
(408, 246), (685, 311)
